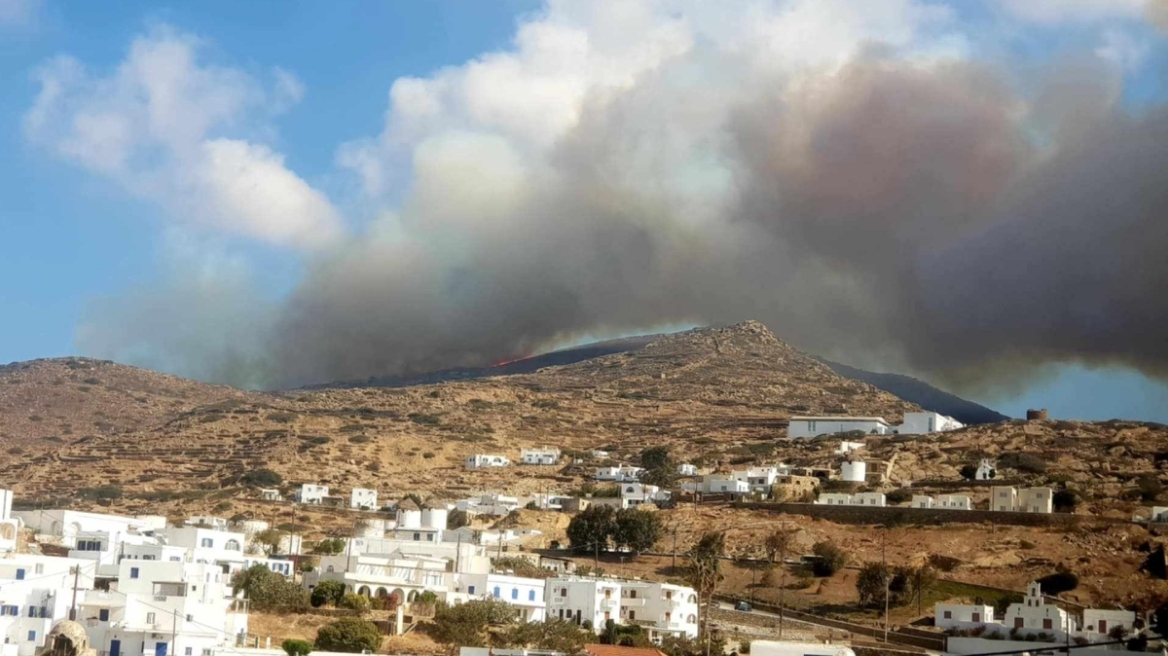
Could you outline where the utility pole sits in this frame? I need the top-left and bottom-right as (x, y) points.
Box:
(69, 566), (79, 621)
(171, 609), (178, 656)
(883, 530), (889, 644)
(779, 521), (787, 638)
(672, 524), (678, 571)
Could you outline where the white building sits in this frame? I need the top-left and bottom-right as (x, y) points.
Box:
(390, 503), (447, 543)
(840, 460), (867, 483)
(14, 510), (152, 550)
(815, 493), (885, 507)
(350, 488), (378, 510)
(1151, 507), (1168, 523)
(896, 412), (964, 435)
(936, 603), (995, 630)
(1003, 582), (1074, 637)
(732, 466), (793, 493)
(520, 448), (561, 466)
(620, 484), (669, 507)
(619, 581), (699, 642)
(676, 464), (697, 477)
(1082, 609), (1136, 638)
(79, 557), (247, 656)
(545, 578), (623, 629)
(595, 466), (644, 483)
(938, 495), (972, 510)
(835, 441), (865, 455)
(184, 517), (228, 531)
(259, 489), (281, 502)
(296, 484), (329, 504)
(684, 476), (749, 496)
(975, 459), (996, 481)
(912, 495), (935, 509)
(456, 494), (521, 517)
(465, 455), (510, 469)
(0, 555), (97, 656)
(158, 527), (247, 573)
(787, 416), (892, 439)
(455, 574), (546, 622)
(234, 520), (269, 537)
(990, 487), (1053, 513)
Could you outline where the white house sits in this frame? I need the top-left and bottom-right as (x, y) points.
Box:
(1082, 608), (1136, 638)
(620, 484), (669, 507)
(259, 489), (282, 502)
(595, 466), (644, 483)
(732, 466), (793, 492)
(184, 516), (228, 531)
(1003, 582), (1075, 637)
(158, 527), (247, 572)
(350, 488), (378, 510)
(520, 448), (561, 466)
(0, 555), (97, 656)
(465, 454), (510, 469)
(1151, 507), (1168, 523)
(896, 412), (964, 435)
(815, 493), (853, 506)
(14, 510), (151, 550)
(620, 581), (699, 642)
(815, 492), (885, 507)
(835, 441), (865, 455)
(79, 557), (247, 656)
(975, 459), (996, 481)
(390, 503), (447, 543)
(788, 416), (892, 439)
(938, 495), (972, 510)
(676, 464), (698, 477)
(912, 495), (935, 509)
(545, 578), (623, 630)
(456, 574), (546, 622)
(990, 487), (1053, 513)
(936, 603), (995, 630)
(241, 557), (295, 578)
(296, 484), (329, 504)
(685, 476), (749, 496)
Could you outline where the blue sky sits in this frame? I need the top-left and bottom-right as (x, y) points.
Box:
(2, 0), (1168, 422)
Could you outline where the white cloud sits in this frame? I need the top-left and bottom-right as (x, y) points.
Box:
(995, 0), (1148, 24)
(1095, 27), (1150, 70)
(24, 26), (342, 251)
(0, 0), (39, 27)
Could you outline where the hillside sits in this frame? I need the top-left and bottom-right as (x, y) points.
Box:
(1, 321), (917, 503)
(819, 358), (1011, 425)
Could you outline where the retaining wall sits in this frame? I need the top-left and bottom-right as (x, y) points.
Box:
(734, 502), (1102, 527)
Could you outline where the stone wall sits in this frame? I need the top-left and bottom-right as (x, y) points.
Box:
(734, 502), (1104, 527)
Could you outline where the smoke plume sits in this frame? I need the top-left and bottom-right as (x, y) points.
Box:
(58, 1), (1168, 390)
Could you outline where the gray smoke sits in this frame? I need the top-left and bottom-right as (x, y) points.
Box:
(75, 7), (1168, 392)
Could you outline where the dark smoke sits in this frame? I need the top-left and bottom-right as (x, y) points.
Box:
(78, 24), (1168, 393)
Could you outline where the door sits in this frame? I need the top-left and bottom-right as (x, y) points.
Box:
(155, 643), (168, 656)
(1014, 618), (1024, 629)
(110, 640), (120, 656)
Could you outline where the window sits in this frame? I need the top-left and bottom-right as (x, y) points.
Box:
(99, 610), (109, 622)
(200, 538), (213, 548)
(560, 588), (567, 597)
(493, 586), (501, 598)
(973, 613), (980, 623)
(147, 612), (156, 624)
(169, 557), (181, 562)
(1014, 618), (1024, 629)
(413, 533), (420, 541)
(27, 631), (35, 642)
(14, 569), (24, 580)
(943, 611), (952, 619)
(34, 564), (44, 575)
(186, 614), (192, 622)
(468, 586), (476, 595)
(185, 649), (192, 656)
(1043, 619), (1052, 630)
(28, 607), (35, 618)
(203, 650), (212, 656)
(130, 567), (139, 579)
(529, 590), (536, 601)
(1099, 621), (1108, 633)
(665, 612), (671, 622)
(225, 540), (240, 551)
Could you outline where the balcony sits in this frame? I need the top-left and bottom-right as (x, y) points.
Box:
(600, 598), (619, 610)
(622, 598), (647, 608)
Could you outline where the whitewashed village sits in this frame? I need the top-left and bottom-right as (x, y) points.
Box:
(1, 409), (1164, 656)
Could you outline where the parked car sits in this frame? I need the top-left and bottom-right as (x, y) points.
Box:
(735, 601), (752, 612)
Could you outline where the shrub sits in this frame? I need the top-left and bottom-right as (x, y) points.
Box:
(928, 554), (962, 572)
(959, 464), (978, 480)
(241, 469), (283, 487)
(1138, 476), (1163, 502)
(999, 453), (1046, 474)
(885, 488), (913, 504)
(314, 618), (381, 653)
(282, 639), (312, 656)
(1053, 490), (1078, 513)
(338, 593), (371, 614)
(1036, 570), (1079, 595)
(310, 580), (345, 608)
(810, 541), (847, 577)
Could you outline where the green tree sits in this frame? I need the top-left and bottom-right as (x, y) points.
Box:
(764, 527), (797, 564)
(641, 446), (672, 470)
(314, 538), (346, 555)
(1053, 490), (1078, 513)
(567, 505), (617, 553)
(856, 562), (893, 608)
(502, 619), (589, 652)
(1036, 570), (1079, 595)
(959, 464), (978, 480)
(310, 580), (346, 608)
(314, 618), (382, 653)
(281, 640), (311, 656)
(448, 509), (470, 529)
(687, 531), (725, 639)
(660, 632), (726, 656)
(810, 541), (847, 577)
(612, 508), (663, 554)
(254, 529), (286, 555)
(431, 599), (518, 650)
(242, 469), (283, 487)
(639, 447), (678, 488)
(339, 593), (371, 615)
(232, 564), (308, 612)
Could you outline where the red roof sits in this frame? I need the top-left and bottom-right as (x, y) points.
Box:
(583, 644), (668, 656)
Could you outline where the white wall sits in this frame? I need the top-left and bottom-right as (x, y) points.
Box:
(788, 418), (889, 439)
